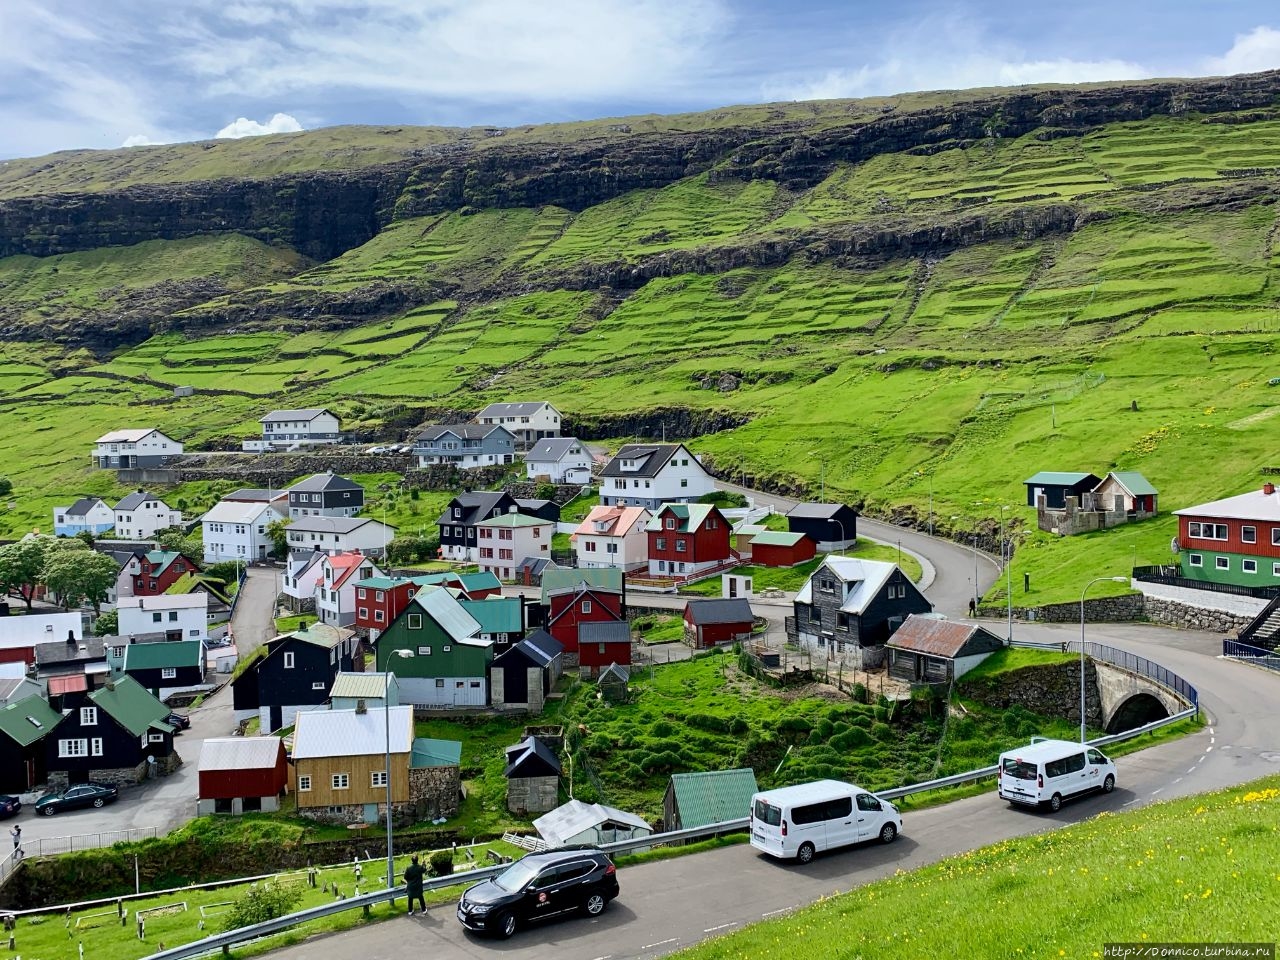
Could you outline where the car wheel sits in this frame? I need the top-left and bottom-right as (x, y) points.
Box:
(584, 893), (607, 917)
(1048, 793), (1062, 813)
(879, 822), (897, 844)
(42, 805), (56, 816)
(796, 841), (815, 864)
(496, 911), (517, 940)
(92, 798), (105, 808)
(1103, 774), (1115, 794)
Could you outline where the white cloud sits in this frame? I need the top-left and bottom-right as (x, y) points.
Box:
(215, 112), (304, 139)
(122, 135), (162, 148)
(1201, 25), (1280, 76)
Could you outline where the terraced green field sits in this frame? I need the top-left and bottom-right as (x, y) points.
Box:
(3, 104), (1280, 604)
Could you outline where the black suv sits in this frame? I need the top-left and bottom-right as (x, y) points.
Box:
(457, 849), (620, 939)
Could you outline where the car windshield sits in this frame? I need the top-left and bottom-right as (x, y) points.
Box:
(1002, 758), (1038, 781)
(493, 859), (540, 892)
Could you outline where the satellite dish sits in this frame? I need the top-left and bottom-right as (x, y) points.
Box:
(1170, 538), (1180, 553)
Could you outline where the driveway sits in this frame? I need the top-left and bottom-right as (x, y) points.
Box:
(232, 565), (283, 657)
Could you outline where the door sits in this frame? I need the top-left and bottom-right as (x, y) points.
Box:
(788, 801), (828, 854)
(855, 793), (885, 841)
(525, 865), (566, 921)
(823, 795), (857, 848)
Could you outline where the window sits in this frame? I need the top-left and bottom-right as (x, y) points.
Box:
(656, 537), (667, 551)
(375, 610), (385, 623)
(298, 776), (312, 791)
(358, 607), (368, 619)
(371, 771), (388, 788)
(1188, 522), (1228, 540)
(665, 518), (675, 529)
(91, 738), (103, 757)
(168, 610), (178, 622)
(582, 600), (592, 614)
(149, 733), (165, 743)
(598, 643), (606, 654)
(59, 738), (88, 757)
(357, 588), (367, 599)
(1188, 554), (1202, 567)
(417, 645), (432, 655)
(1274, 562), (1280, 577)
(1274, 528), (1280, 547)
(680, 478), (688, 488)
(312, 681), (327, 690)
(856, 794), (882, 812)
(1243, 559), (1258, 574)
(80, 707), (98, 726)
(376, 591), (385, 602)
(533, 527), (541, 538)
(284, 651), (295, 669)
(442, 645), (452, 653)
(408, 614), (422, 629)
(435, 678), (445, 687)
(1243, 526), (1257, 544)
(675, 539), (687, 552)
(161, 668), (177, 679)
(331, 774), (350, 790)
(585, 541), (597, 552)
(152, 612), (162, 623)
(1216, 557), (1230, 570)
(470, 681), (481, 688)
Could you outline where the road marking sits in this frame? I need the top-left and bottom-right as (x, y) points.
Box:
(1210, 736), (1216, 744)
(1205, 746), (1213, 753)
(642, 939), (678, 950)
(1173, 778), (1183, 784)
(1187, 766), (1197, 774)
(589, 956), (613, 960)
(704, 922), (738, 933)
(1151, 788), (1163, 796)
(1210, 727), (1215, 735)
(761, 907), (795, 918)
(1122, 799), (1138, 806)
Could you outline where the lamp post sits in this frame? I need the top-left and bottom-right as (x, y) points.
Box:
(998, 504), (1013, 643)
(383, 648), (415, 891)
(827, 517), (846, 554)
(1078, 576), (1128, 743)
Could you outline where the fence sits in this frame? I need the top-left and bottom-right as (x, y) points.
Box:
(1131, 567), (1280, 601)
(1223, 639), (1280, 673)
(14, 827), (159, 860)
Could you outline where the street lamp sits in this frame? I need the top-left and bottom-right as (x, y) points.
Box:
(916, 470), (933, 537)
(383, 648), (415, 891)
(998, 504), (1013, 643)
(1078, 576), (1128, 743)
(827, 517), (846, 553)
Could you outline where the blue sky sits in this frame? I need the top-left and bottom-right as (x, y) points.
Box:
(2, 0), (1279, 159)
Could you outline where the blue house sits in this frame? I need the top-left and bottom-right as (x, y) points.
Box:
(53, 498), (116, 537)
(414, 424), (516, 470)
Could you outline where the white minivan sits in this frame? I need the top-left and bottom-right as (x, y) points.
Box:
(750, 779), (902, 864)
(997, 738), (1117, 812)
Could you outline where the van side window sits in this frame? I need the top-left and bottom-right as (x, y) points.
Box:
(856, 794), (882, 812)
(825, 797), (853, 819)
(791, 802), (827, 825)
(1064, 753), (1086, 774)
(1086, 748), (1108, 765)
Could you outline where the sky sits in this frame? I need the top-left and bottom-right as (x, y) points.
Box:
(2, 0), (1279, 159)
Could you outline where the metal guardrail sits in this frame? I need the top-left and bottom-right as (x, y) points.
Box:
(1223, 639), (1280, 673)
(1014, 638), (1199, 709)
(9, 827), (158, 863)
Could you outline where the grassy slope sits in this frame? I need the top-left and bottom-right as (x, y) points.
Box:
(0, 109), (1278, 604)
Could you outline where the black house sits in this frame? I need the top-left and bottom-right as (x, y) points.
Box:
(490, 630), (564, 710)
(437, 491), (519, 560)
(1023, 471), (1102, 509)
(231, 622), (357, 733)
(0, 695), (61, 791)
(786, 502), (860, 549)
(44, 676), (178, 789)
(120, 639), (206, 694)
(287, 472), (365, 519)
(515, 498), (562, 524)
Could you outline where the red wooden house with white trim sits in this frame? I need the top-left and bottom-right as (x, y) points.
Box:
(546, 585), (625, 656)
(645, 503), (732, 578)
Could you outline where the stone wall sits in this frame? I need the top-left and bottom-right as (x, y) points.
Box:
(959, 662), (1103, 729)
(1143, 596), (1253, 633)
(410, 765), (461, 820)
(507, 775), (559, 815)
(981, 594), (1147, 624)
(46, 753), (182, 791)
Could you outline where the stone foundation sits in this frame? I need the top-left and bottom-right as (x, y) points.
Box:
(507, 775), (559, 815)
(1142, 596), (1253, 633)
(410, 766), (461, 820)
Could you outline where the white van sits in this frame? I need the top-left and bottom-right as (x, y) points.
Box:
(997, 738), (1117, 812)
(750, 779), (902, 864)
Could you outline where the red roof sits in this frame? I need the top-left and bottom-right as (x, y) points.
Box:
(328, 552), (370, 589)
(48, 675), (89, 695)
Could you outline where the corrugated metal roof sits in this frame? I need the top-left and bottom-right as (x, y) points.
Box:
(685, 598), (754, 626)
(885, 616), (1004, 658)
(1174, 487), (1280, 522)
(477, 401), (555, 418)
(47, 675), (88, 695)
(541, 567), (624, 604)
(795, 557), (901, 615)
(291, 706), (414, 758)
(198, 737), (284, 771)
(410, 737), (462, 768)
(1106, 471), (1158, 497)
(669, 768), (760, 829)
(579, 621), (631, 644)
(122, 640), (204, 671)
(287, 473), (361, 492)
(201, 500), (276, 525)
(475, 513), (550, 528)
(503, 736), (562, 777)
(329, 672), (396, 700)
(260, 409), (330, 422)
(746, 531), (806, 547)
(461, 597), (522, 632)
(785, 502), (846, 520)
(0, 696), (62, 748)
(412, 588), (483, 642)
(96, 428), (163, 443)
(90, 676), (172, 738)
(1023, 471), (1098, 486)
(644, 503), (716, 532)
(533, 799), (651, 848)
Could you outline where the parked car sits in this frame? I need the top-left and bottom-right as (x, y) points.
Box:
(0, 795), (20, 819)
(34, 782), (119, 816)
(165, 712), (191, 731)
(366, 445), (391, 454)
(457, 849), (620, 939)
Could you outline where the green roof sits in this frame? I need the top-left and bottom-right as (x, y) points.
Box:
(455, 572), (502, 592)
(410, 737), (462, 768)
(122, 640), (204, 671)
(355, 575), (438, 590)
(461, 597), (523, 632)
(167, 572), (231, 604)
(1108, 471), (1158, 496)
(475, 513), (551, 528)
(749, 531), (806, 547)
(668, 768), (760, 829)
(90, 676), (172, 737)
(1023, 472), (1097, 486)
(0, 695), (62, 748)
(645, 503), (715, 533)
(145, 550), (183, 578)
(541, 567), (623, 603)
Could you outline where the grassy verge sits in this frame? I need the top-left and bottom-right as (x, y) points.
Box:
(676, 775), (1280, 960)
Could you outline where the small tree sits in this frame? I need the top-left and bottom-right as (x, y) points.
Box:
(0, 477), (11, 497)
(0, 535), (57, 611)
(428, 850), (455, 877)
(42, 546), (119, 613)
(220, 882), (303, 932)
(266, 517), (291, 559)
(93, 610), (119, 636)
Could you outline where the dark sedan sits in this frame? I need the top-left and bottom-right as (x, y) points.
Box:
(34, 782), (118, 816)
(457, 849), (619, 939)
(0, 795), (20, 819)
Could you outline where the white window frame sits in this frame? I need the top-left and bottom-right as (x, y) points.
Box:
(332, 773), (349, 790)
(582, 600), (592, 613)
(80, 707), (98, 726)
(1215, 556), (1230, 570)
(407, 614), (423, 629)
(59, 738), (88, 758)
(417, 645), (432, 655)
(1242, 526), (1256, 544)
(371, 771), (388, 788)
(284, 651), (295, 668)
(91, 737), (103, 757)
(149, 733), (165, 743)
(161, 667), (177, 679)
(1189, 553), (1202, 567)
(1242, 559), (1258, 574)
(298, 775), (312, 791)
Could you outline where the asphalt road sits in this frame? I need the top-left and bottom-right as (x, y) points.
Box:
(265, 619), (1280, 960)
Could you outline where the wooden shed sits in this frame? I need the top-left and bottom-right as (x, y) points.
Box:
(683, 598), (755, 649)
(504, 735), (562, 815)
(748, 530), (816, 568)
(197, 737), (288, 814)
(886, 615), (1005, 684)
(597, 663), (630, 702)
(663, 768), (759, 833)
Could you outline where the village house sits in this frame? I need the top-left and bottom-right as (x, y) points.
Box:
(231, 622), (358, 732)
(577, 621), (632, 677)
(126, 550), (199, 597)
(645, 503), (734, 579)
(504, 735), (562, 815)
(544, 574), (626, 657)
(475, 512), (554, 581)
(1174, 482), (1280, 588)
(93, 429), (183, 470)
(475, 401), (562, 452)
(525, 437), (591, 484)
(1035, 470), (1159, 536)
(886, 616), (1005, 684)
(572, 505), (651, 571)
(437, 491), (519, 562)
(354, 574), (437, 642)
(34, 636), (108, 685)
(414, 423), (516, 468)
(683, 598), (755, 648)
(785, 503), (859, 551)
(248, 408), (342, 451)
(329, 671), (399, 711)
(286, 472), (365, 519)
(200, 498), (284, 564)
(460, 595), (527, 649)
(197, 737), (288, 815)
(490, 630), (563, 711)
(165, 573), (233, 621)
(113, 491), (182, 541)
(0, 612), (82, 669)
(314, 552), (382, 628)
(374, 588), (492, 707)
(52, 497), (116, 537)
(1023, 472), (1103, 509)
(0, 695), (62, 792)
(599, 443), (716, 509)
(749, 530), (816, 567)
(283, 551), (327, 613)
(116, 593), (208, 642)
(285, 516), (396, 557)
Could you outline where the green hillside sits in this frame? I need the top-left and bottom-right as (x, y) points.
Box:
(2, 79), (1279, 604)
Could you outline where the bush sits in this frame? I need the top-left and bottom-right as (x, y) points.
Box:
(221, 882), (303, 932)
(870, 722), (895, 742)
(429, 850), (454, 877)
(0, 477), (11, 497)
(773, 716), (813, 736)
(830, 727), (872, 750)
(849, 682), (867, 704)
(93, 610), (118, 636)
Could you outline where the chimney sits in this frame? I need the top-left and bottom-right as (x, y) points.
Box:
(355, 698), (367, 715)
(66, 630), (76, 645)
(1265, 482), (1276, 496)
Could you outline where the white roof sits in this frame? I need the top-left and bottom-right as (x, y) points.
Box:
(1174, 488), (1280, 523)
(0, 613), (82, 650)
(260, 409), (331, 422)
(795, 557), (900, 614)
(998, 738), (1091, 762)
(752, 779), (863, 806)
(199, 737), (283, 771)
(533, 798), (651, 848)
(116, 594), (208, 612)
(291, 706), (414, 759)
(288, 516), (392, 534)
(201, 500), (277, 525)
(96, 428), (166, 443)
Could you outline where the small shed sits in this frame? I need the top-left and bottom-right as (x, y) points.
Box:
(504, 735), (562, 815)
(491, 631), (564, 712)
(748, 531), (816, 568)
(731, 523), (768, 559)
(1094, 471), (1158, 516)
(886, 615), (1005, 684)
(785, 503), (858, 549)
(663, 768), (759, 833)
(597, 663), (630, 702)
(683, 598), (755, 649)
(533, 798), (652, 849)
(1024, 471), (1101, 509)
(197, 737), (288, 814)
(330, 671), (399, 711)
(577, 621), (632, 677)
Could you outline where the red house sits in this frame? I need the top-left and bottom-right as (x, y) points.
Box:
(645, 503), (733, 578)
(749, 531), (816, 568)
(547, 585), (625, 655)
(131, 550), (199, 596)
(576, 621), (632, 676)
(683, 598), (755, 648)
(197, 737), (288, 815)
(354, 575), (434, 639)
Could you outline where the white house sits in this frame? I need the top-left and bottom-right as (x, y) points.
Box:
(200, 499), (284, 564)
(475, 401), (562, 451)
(116, 593), (209, 642)
(93, 429), (183, 469)
(315, 552), (382, 628)
(474, 513), (554, 582)
(246, 409), (342, 451)
(598, 443), (716, 509)
(285, 517), (396, 557)
(283, 551), (328, 612)
(525, 437), (592, 484)
(53, 498), (116, 537)
(0, 612), (83, 666)
(113, 491), (182, 541)
(572, 505), (651, 571)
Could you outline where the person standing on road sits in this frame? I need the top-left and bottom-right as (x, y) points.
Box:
(403, 855), (426, 915)
(9, 824), (20, 859)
